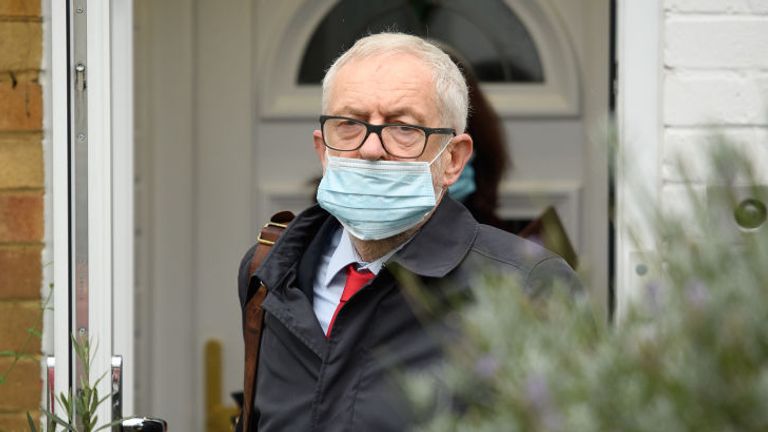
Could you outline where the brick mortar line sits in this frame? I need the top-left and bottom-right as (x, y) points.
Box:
(0, 412), (44, 418)
(0, 300), (42, 307)
(0, 187), (45, 192)
(0, 16), (42, 23)
(0, 243), (45, 248)
(665, 12), (768, 18)
(0, 77), (41, 84)
(0, 243), (44, 248)
(0, 411), (43, 417)
(662, 68), (768, 76)
(665, 125), (768, 131)
(0, 131), (43, 138)
(0, 298), (43, 303)
(0, 410), (44, 413)
(0, 410), (44, 414)
(0, 70), (41, 80)
(664, 125), (768, 129)
(0, 131), (44, 137)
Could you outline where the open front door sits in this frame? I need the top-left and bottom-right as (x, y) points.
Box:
(50, 0), (137, 427)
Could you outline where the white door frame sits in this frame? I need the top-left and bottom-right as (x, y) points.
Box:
(111, 0), (135, 416)
(50, 0), (135, 424)
(50, 0), (71, 413)
(615, 0), (663, 321)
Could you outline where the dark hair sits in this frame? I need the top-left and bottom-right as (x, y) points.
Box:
(449, 52), (510, 227)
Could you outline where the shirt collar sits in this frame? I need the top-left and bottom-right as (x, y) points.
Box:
(255, 197), (478, 289)
(323, 228), (398, 286)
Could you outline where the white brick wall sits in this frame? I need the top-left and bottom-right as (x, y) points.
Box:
(664, 72), (768, 126)
(666, 0), (768, 14)
(662, 0), (768, 219)
(666, 17), (768, 69)
(662, 128), (768, 183)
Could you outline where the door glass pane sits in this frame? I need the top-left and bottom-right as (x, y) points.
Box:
(298, 0), (543, 84)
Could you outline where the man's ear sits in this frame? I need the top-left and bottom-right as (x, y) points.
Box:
(441, 133), (473, 187)
(313, 130), (327, 169)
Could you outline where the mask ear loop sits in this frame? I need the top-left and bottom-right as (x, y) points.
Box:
(429, 136), (455, 204)
(428, 136), (454, 166)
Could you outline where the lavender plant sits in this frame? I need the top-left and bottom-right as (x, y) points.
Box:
(28, 336), (120, 432)
(407, 146), (768, 431)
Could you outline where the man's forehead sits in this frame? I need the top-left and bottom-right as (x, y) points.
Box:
(327, 52), (439, 121)
(335, 104), (431, 124)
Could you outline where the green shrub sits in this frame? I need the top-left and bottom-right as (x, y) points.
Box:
(408, 146), (768, 431)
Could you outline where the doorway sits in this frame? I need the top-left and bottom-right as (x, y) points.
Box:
(134, 1), (610, 428)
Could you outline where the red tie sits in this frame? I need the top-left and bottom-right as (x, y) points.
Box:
(326, 264), (374, 337)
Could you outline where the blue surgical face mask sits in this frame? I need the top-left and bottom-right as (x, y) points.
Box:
(316, 146), (448, 241)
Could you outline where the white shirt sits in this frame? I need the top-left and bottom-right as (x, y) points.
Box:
(312, 228), (398, 334)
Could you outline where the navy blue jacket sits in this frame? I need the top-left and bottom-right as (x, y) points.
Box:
(238, 197), (580, 431)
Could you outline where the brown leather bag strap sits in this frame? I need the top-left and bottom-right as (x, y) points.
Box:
(241, 210), (294, 431)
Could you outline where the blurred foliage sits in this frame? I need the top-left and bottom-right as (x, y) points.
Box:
(407, 145), (768, 431)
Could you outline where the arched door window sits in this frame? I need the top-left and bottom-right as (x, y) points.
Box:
(298, 0), (544, 84)
(258, 1), (578, 117)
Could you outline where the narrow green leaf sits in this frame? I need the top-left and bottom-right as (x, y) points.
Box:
(96, 390), (113, 406)
(57, 392), (72, 416)
(44, 412), (74, 431)
(90, 387), (99, 412)
(93, 371), (108, 387)
(26, 411), (37, 432)
(76, 393), (87, 413)
(44, 408), (59, 432)
(26, 327), (43, 337)
(0, 350), (17, 357)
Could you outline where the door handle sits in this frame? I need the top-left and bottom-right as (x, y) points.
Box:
(120, 417), (168, 431)
(111, 356), (168, 431)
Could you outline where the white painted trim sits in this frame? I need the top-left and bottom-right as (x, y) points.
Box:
(494, 0), (581, 117)
(39, 0), (55, 416)
(577, 0), (610, 322)
(615, 0), (663, 322)
(256, 0), (580, 119)
(87, 0), (114, 427)
(111, 0), (135, 416)
(50, 0), (71, 410)
(134, 0), (197, 427)
(497, 181), (582, 250)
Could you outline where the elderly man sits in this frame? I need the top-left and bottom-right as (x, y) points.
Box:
(237, 32), (580, 431)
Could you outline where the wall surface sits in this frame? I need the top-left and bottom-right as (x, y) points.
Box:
(662, 0), (768, 216)
(0, 0), (44, 429)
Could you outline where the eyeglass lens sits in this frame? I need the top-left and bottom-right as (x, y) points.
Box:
(323, 118), (426, 158)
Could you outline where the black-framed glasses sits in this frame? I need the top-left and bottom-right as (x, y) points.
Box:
(319, 115), (456, 159)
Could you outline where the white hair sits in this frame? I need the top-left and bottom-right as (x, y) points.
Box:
(322, 32), (469, 133)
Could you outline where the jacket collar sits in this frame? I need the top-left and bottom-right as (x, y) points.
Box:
(390, 196), (478, 278)
(254, 205), (332, 290)
(255, 196), (478, 288)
